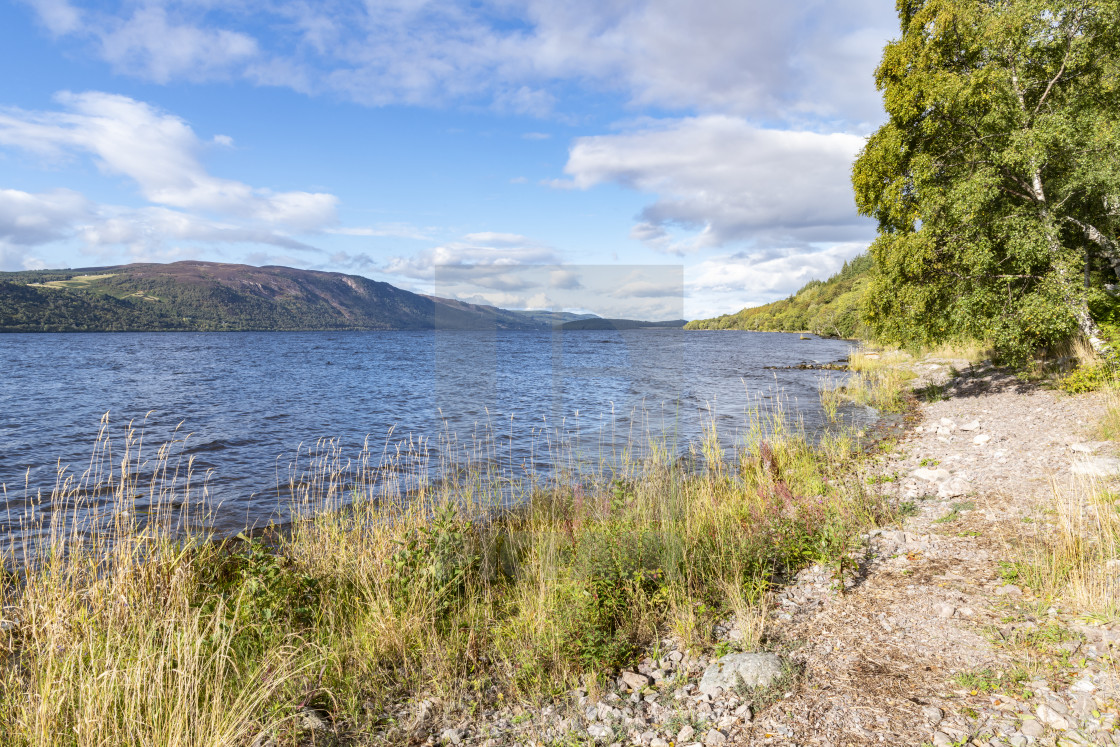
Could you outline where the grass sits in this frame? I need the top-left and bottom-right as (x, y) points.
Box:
(932, 501), (975, 525)
(0, 372), (914, 746)
(1005, 379), (1120, 620)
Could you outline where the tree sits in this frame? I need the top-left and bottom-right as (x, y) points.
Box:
(853, 0), (1120, 362)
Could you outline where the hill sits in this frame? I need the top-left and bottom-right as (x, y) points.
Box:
(559, 318), (687, 330)
(0, 261), (585, 332)
(685, 254), (871, 337)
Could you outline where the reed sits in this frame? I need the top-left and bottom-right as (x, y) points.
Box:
(0, 382), (903, 745)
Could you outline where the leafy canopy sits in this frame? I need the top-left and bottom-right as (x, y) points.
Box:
(853, 0), (1120, 361)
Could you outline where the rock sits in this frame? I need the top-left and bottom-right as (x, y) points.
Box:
(922, 706), (945, 724)
(994, 584), (1023, 596)
(959, 420), (981, 431)
(639, 730), (657, 744)
(1037, 703), (1070, 731)
(973, 434), (991, 445)
(587, 724), (612, 740)
(932, 732), (953, 747)
(1009, 737), (1028, 747)
(734, 704), (753, 721)
(1070, 442), (1109, 453)
(913, 467), (952, 482)
(704, 729), (728, 746)
(651, 739), (669, 747)
(1020, 719), (1045, 738)
(697, 653), (783, 695)
(1072, 456), (1120, 478)
(933, 603), (956, 619)
(678, 725), (696, 742)
(439, 729), (463, 745)
(938, 476), (971, 498)
(299, 709), (329, 731)
(621, 671), (653, 691)
(1071, 678), (1097, 692)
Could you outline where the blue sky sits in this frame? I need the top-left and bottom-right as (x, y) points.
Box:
(0, 0), (897, 319)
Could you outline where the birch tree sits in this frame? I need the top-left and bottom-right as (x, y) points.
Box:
(853, 0), (1120, 361)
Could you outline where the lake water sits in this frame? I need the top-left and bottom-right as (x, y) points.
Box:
(0, 330), (865, 546)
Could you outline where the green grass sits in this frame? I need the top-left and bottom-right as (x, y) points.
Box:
(0, 371), (913, 746)
(933, 501), (975, 524)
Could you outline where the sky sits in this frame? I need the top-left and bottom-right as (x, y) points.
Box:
(0, 0), (898, 320)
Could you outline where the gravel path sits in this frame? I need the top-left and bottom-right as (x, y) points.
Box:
(739, 361), (1120, 747)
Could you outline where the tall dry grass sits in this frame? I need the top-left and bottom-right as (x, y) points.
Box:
(0, 387), (900, 745)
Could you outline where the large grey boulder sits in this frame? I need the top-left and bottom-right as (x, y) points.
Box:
(697, 653), (783, 695)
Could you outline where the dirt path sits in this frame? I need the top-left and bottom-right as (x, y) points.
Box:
(740, 361), (1120, 747)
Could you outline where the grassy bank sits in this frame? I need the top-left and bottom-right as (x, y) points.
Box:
(0, 378), (906, 746)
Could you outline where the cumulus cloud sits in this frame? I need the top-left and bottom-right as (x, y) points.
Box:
(0, 91), (338, 230)
(685, 241), (868, 319)
(20, 0), (895, 126)
(384, 232), (560, 284)
(0, 187), (91, 269)
(79, 207), (322, 255)
(556, 116), (873, 253)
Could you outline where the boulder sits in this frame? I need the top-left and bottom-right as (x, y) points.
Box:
(697, 653), (783, 695)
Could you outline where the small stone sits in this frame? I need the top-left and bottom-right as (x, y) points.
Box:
(913, 467), (952, 482)
(933, 603), (956, 619)
(439, 729), (463, 745)
(1071, 678), (1097, 692)
(587, 724), (612, 740)
(973, 434), (991, 445)
(704, 730), (728, 746)
(932, 732), (953, 747)
(938, 476), (971, 498)
(1037, 704), (1070, 731)
(651, 739), (670, 747)
(994, 584), (1023, 596)
(959, 420), (981, 431)
(1009, 737), (1028, 747)
(678, 725), (696, 743)
(639, 730), (656, 744)
(734, 704), (753, 721)
(922, 706), (945, 724)
(621, 671), (653, 691)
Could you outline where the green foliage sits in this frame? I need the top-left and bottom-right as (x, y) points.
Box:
(686, 254), (872, 337)
(853, 0), (1120, 363)
(1058, 363), (1112, 393)
(389, 503), (480, 619)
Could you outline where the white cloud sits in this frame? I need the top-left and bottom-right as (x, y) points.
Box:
(328, 223), (431, 240)
(0, 91), (338, 230)
(685, 241), (868, 319)
(383, 233), (560, 283)
(556, 116), (873, 253)
(20, 1), (895, 126)
(0, 187), (91, 269)
(0, 187), (90, 246)
(97, 5), (258, 83)
(79, 207), (322, 255)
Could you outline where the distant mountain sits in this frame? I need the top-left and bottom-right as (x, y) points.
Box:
(685, 254), (871, 338)
(0, 261), (574, 332)
(559, 318), (687, 330)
